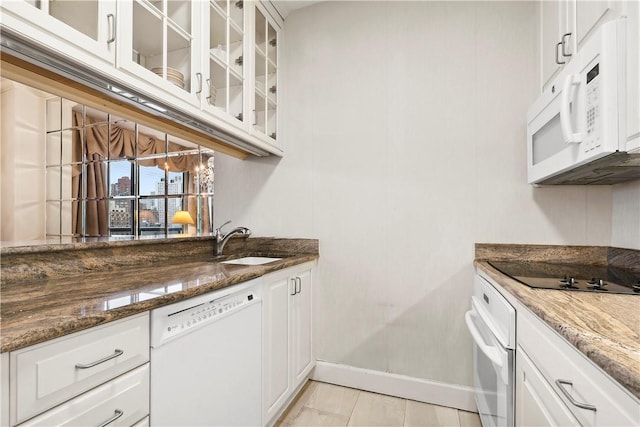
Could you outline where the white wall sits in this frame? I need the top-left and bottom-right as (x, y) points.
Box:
(612, 181), (640, 249)
(215, 1), (615, 388)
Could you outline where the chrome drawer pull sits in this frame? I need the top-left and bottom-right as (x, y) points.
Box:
(75, 349), (124, 369)
(555, 379), (597, 411)
(97, 409), (123, 427)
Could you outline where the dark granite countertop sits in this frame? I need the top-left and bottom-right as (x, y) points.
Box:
(475, 243), (640, 400)
(0, 237), (318, 353)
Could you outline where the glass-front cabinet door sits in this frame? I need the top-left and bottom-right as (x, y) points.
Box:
(119, 0), (200, 106)
(0, 0), (117, 64)
(203, 0), (246, 124)
(253, 2), (279, 144)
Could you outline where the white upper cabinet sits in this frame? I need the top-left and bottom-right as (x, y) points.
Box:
(1, 0), (117, 65)
(252, 1), (281, 146)
(575, 0), (614, 48)
(539, 0), (626, 91)
(202, 0), (247, 124)
(118, 0), (201, 107)
(0, 0), (285, 157)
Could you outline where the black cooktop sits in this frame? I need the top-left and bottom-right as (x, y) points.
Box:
(488, 261), (640, 295)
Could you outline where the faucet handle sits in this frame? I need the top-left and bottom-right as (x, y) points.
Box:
(216, 220), (232, 234)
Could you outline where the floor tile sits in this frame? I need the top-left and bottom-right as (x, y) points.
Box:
(405, 400), (460, 427)
(347, 391), (406, 427)
(279, 381), (319, 425)
(290, 407), (350, 427)
(305, 381), (360, 417)
(458, 411), (482, 427)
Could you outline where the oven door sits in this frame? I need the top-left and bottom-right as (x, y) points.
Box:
(465, 299), (514, 427)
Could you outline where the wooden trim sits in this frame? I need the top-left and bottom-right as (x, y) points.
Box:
(0, 53), (250, 160)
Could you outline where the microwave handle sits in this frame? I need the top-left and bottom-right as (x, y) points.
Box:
(464, 310), (504, 369)
(560, 73), (583, 144)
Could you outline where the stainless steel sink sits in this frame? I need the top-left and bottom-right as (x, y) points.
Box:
(221, 256), (282, 266)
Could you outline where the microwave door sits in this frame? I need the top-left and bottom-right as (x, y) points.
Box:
(527, 84), (583, 184)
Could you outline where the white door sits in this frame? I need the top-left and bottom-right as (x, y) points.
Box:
(575, 0), (613, 47)
(0, 0), (116, 66)
(262, 275), (291, 423)
(291, 269), (313, 387)
(117, 0), (201, 108)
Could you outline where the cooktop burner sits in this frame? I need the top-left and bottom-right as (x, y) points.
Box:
(488, 261), (640, 295)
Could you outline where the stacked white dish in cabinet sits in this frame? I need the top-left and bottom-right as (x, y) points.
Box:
(7, 313), (149, 427)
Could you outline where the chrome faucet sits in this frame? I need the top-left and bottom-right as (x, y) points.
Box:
(214, 220), (251, 255)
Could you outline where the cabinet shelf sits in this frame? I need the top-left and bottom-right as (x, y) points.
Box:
(255, 86), (266, 100)
(230, 19), (243, 36)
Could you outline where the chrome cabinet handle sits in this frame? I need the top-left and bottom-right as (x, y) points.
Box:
(75, 349), (124, 369)
(196, 73), (203, 94)
(97, 409), (123, 427)
(107, 14), (116, 44)
(206, 78), (213, 101)
(561, 32), (572, 57)
(291, 278), (297, 295)
(296, 277), (301, 294)
(555, 379), (597, 411)
(555, 42), (566, 65)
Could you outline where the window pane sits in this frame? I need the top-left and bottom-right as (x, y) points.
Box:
(109, 161), (134, 196)
(139, 164), (166, 196)
(109, 198), (135, 236)
(168, 172), (185, 195)
(139, 197), (165, 236)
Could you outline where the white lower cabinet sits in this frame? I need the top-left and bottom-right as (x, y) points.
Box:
(516, 348), (580, 426)
(291, 268), (313, 386)
(7, 313), (150, 427)
(18, 364), (149, 427)
(262, 262), (315, 425)
(516, 306), (640, 427)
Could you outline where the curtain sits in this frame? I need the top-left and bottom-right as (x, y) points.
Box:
(71, 111), (212, 236)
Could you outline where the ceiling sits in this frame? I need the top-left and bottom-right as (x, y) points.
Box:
(272, 1), (323, 18)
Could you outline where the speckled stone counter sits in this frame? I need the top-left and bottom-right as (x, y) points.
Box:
(475, 243), (640, 399)
(0, 236), (319, 353)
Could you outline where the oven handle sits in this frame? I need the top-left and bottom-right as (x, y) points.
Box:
(465, 310), (504, 369)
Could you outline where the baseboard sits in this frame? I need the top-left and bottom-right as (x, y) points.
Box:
(311, 361), (477, 412)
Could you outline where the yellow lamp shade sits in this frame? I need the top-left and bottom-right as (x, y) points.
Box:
(172, 210), (195, 225)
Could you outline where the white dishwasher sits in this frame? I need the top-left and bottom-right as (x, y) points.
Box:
(150, 278), (262, 426)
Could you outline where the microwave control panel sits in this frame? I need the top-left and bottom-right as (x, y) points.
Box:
(584, 63), (601, 152)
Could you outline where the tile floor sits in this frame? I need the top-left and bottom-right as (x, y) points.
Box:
(276, 381), (482, 427)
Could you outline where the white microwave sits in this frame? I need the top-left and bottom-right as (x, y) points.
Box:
(527, 18), (639, 185)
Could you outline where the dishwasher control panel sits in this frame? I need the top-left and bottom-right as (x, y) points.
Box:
(160, 291), (256, 342)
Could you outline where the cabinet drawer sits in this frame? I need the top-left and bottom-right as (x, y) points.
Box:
(516, 346), (579, 426)
(18, 364), (149, 427)
(11, 313), (149, 424)
(518, 308), (639, 426)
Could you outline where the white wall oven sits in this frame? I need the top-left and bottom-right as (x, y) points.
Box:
(465, 275), (516, 427)
(527, 18), (639, 185)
